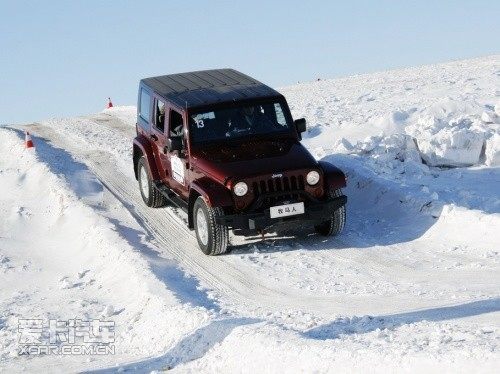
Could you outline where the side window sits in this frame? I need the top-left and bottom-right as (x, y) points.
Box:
(274, 103), (287, 127)
(153, 99), (165, 132)
(139, 89), (151, 122)
(169, 110), (184, 138)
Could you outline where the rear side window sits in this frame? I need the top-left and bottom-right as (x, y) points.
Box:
(139, 89), (151, 122)
(153, 99), (166, 132)
(274, 103), (287, 127)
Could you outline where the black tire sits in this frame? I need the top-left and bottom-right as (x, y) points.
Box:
(193, 196), (229, 255)
(137, 156), (166, 208)
(314, 188), (346, 236)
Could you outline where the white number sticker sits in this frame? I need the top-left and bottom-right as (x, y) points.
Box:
(171, 155), (185, 184)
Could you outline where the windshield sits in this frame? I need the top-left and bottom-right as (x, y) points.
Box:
(189, 102), (291, 143)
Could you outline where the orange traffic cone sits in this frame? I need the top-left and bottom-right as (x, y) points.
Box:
(107, 97), (113, 108)
(25, 131), (34, 149)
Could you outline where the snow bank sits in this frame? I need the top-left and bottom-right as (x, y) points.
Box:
(351, 134), (428, 177)
(102, 105), (137, 127)
(345, 98), (498, 168)
(286, 56), (500, 169)
(485, 133), (500, 166)
(40, 116), (133, 173)
(405, 98), (493, 167)
(0, 129), (211, 370)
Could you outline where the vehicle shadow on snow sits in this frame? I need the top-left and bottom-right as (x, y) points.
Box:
(85, 317), (260, 373)
(8, 128), (221, 312)
(303, 297), (500, 340)
(319, 154), (446, 248)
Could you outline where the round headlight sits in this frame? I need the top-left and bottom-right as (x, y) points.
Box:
(233, 182), (248, 196)
(306, 170), (320, 185)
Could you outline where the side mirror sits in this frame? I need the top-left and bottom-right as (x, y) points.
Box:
(294, 118), (306, 133)
(165, 137), (183, 153)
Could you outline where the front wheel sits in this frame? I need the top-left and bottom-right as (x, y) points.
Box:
(193, 196), (229, 255)
(314, 188), (346, 236)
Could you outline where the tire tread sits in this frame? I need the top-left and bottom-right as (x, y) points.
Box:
(315, 188), (346, 236)
(194, 197), (229, 255)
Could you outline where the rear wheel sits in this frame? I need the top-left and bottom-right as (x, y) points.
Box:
(193, 196), (229, 255)
(138, 156), (166, 208)
(314, 188), (346, 236)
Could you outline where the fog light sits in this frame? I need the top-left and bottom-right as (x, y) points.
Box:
(306, 171), (320, 185)
(233, 182), (248, 196)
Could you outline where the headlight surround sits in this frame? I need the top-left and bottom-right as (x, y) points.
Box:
(306, 170), (320, 185)
(233, 181), (248, 196)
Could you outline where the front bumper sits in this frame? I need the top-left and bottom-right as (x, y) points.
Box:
(216, 195), (347, 231)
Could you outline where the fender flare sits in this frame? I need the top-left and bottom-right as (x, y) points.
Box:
(190, 178), (233, 208)
(133, 135), (159, 180)
(319, 160), (346, 190)
(188, 178), (233, 229)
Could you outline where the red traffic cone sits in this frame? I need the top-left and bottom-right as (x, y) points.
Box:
(107, 97), (113, 108)
(25, 131), (35, 149)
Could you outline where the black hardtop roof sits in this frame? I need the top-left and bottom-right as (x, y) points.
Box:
(140, 69), (282, 109)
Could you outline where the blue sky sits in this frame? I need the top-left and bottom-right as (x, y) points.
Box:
(1, 0), (498, 124)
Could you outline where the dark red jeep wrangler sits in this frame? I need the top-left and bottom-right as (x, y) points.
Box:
(133, 69), (347, 255)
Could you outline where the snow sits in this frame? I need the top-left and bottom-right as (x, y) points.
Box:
(1, 55), (499, 372)
(0, 129), (211, 371)
(293, 56), (500, 168)
(102, 106), (137, 128)
(486, 133), (500, 166)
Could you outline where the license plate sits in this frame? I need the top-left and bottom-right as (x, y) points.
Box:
(269, 202), (305, 219)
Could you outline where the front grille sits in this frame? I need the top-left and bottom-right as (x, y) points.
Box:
(252, 175), (305, 206)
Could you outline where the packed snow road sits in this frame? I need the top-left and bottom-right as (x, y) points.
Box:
(1, 56), (499, 372)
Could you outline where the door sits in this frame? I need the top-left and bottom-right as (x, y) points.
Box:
(150, 98), (170, 181)
(165, 106), (190, 199)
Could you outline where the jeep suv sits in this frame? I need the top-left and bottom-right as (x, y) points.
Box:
(133, 69), (347, 255)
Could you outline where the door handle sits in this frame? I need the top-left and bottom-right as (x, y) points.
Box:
(150, 134), (158, 141)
